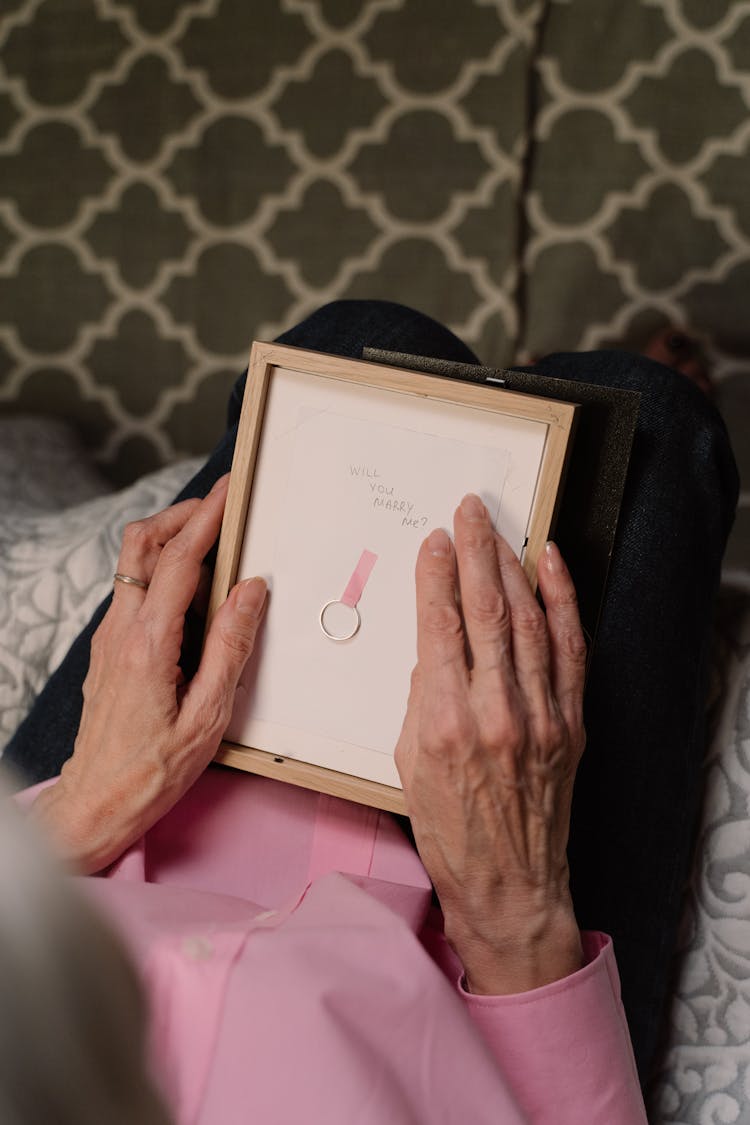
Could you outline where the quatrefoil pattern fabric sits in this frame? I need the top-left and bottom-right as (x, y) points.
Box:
(0, 0), (747, 563)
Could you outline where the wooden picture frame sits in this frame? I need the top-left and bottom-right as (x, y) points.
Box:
(207, 342), (578, 814)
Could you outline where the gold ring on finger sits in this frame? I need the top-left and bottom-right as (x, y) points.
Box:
(113, 572), (149, 590)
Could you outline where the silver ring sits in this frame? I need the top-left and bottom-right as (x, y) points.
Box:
(114, 572), (149, 590)
(319, 599), (360, 642)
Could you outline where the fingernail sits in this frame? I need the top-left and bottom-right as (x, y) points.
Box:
(544, 541), (563, 573)
(210, 474), (230, 494)
(237, 576), (267, 609)
(460, 493), (486, 521)
(426, 528), (451, 556)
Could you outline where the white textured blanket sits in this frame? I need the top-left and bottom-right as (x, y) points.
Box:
(0, 417), (199, 748)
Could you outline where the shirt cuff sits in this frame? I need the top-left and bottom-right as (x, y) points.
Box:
(458, 933), (646, 1125)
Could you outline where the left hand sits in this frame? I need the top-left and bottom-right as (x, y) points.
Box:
(395, 494), (587, 994)
(34, 475), (267, 874)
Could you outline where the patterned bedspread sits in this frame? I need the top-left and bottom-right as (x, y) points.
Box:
(0, 416), (198, 747)
(650, 587), (750, 1123)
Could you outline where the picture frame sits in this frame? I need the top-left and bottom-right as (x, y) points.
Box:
(365, 347), (640, 665)
(207, 341), (578, 814)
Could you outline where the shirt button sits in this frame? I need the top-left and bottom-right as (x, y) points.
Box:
(181, 935), (214, 961)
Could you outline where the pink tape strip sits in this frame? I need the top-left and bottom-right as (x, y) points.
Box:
(340, 549), (378, 608)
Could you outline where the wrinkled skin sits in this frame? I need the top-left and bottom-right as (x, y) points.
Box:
(34, 476), (268, 874)
(36, 482), (587, 995)
(395, 494), (586, 993)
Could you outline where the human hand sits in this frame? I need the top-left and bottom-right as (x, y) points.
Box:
(395, 494), (586, 995)
(34, 475), (267, 874)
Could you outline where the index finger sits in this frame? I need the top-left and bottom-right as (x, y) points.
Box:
(140, 476), (230, 635)
(453, 494), (515, 688)
(414, 527), (467, 693)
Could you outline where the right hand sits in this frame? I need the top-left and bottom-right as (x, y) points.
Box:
(395, 494), (587, 994)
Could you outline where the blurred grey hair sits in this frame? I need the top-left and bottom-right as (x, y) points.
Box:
(0, 772), (171, 1125)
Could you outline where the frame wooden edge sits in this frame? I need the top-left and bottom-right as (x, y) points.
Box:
(522, 407), (579, 587)
(215, 739), (407, 815)
(206, 343), (274, 630)
(259, 341), (578, 426)
(206, 341), (578, 808)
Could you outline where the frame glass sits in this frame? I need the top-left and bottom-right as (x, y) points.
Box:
(207, 342), (578, 813)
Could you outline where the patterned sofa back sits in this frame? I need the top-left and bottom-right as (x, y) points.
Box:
(0, 0), (747, 565)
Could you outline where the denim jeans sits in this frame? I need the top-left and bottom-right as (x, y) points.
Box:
(5, 300), (739, 1084)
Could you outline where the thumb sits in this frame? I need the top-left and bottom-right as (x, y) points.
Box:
(183, 577), (267, 731)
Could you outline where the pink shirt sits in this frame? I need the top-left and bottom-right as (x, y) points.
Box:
(31, 768), (647, 1123)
